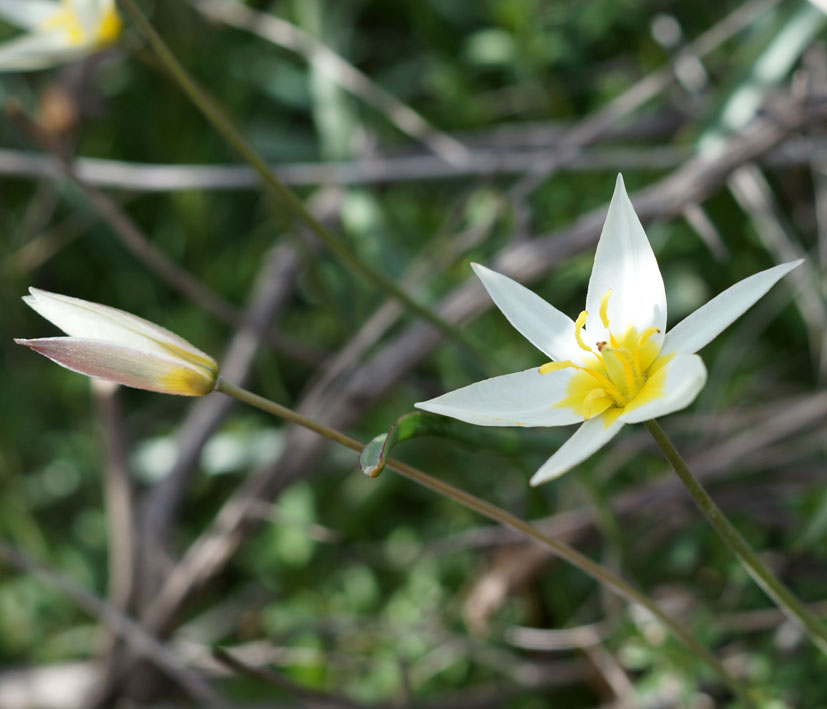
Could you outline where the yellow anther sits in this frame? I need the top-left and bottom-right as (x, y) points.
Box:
(599, 289), (612, 329)
(574, 310), (592, 353)
(539, 360), (574, 374)
(638, 326), (661, 348)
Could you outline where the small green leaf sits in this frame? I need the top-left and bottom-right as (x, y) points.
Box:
(360, 411), (521, 477)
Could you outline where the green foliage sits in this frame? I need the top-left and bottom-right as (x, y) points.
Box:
(0, 0), (825, 706)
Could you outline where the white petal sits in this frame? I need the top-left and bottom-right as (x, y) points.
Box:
(0, 31), (76, 71)
(24, 288), (214, 367)
(15, 337), (216, 396)
(0, 1), (59, 30)
(661, 260), (802, 356)
(619, 353), (707, 423)
(585, 174), (666, 342)
(415, 367), (583, 428)
(530, 416), (625, 485)
(471, 263), (582, 362)
(69, 0), (102, 37)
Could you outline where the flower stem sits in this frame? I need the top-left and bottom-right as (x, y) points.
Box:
(115, 0), (497, 373)
(645, 418), (827, 656)
(216, 379), (756, 705)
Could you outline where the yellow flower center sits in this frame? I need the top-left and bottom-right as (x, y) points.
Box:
(94, 6), (122, 45)
(39, 1), (121, 48)
(539, 290), (673, 424)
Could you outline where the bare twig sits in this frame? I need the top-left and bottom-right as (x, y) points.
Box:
(728, 163), (827, 375)
(91, 381), (136, 625)
(190, 0), (469, 166)
(136, 243), (303, 602)
(506, 0), (782, 203)
(4, 139), (826, 191)
(5, 102), (320, 365)
(0, 541), (227, 707)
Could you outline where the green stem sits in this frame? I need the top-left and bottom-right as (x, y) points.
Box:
(216, 379), (756, 705)
(116, 0), (496, 373)
(645, 419), (827, 656)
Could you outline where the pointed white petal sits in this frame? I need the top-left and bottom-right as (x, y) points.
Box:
(0, 1), (59, 30)
(619, 353), (707, 423)
(661, 260), (802, 356)
(471, 263), (582, 362)
(24, 288), (215, 369)
(585, 174), (666, 342)
(530, 416), (625, 485)
(0, 31), (76, 71)
(15, 337), (217, 396)
(415, 367), (583, 427)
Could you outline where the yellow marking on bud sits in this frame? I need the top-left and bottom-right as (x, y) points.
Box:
(157, 341), (218, 379)
(158, 366), (217, 396)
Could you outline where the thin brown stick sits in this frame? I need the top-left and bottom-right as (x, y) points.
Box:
(5, 102), (320, 365)
(4, 138), (826, 191)
(137, 243), (302, 601)
(92, 381), (136, 625)
(507, 0), (782, 202)
(0, 541), (227, 707)
(190, 0), (469, 166)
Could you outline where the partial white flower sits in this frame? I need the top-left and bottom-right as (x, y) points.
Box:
(0, 0), (121, 71)
(416, 175), (802, 485)
(16, 288), (219, 396)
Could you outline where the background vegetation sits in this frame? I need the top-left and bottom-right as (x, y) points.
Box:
(1, 0), (826, 706)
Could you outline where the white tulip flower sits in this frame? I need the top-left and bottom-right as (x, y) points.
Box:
(0, 0), (121, 71)
(16, 288), (218, 396)
(416, 175), (802, 485)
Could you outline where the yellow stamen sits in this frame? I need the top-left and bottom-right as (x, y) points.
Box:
(599, 289), (612, 329)
(632, 326), (661, 379)
(540, 357), (624, 403)
(638, 326), (661, 348)
(574, 310), (593, 354)
(546, 288), (667, 421)
(580, 367), (623, 402)
(538, 360), (574, 374)
(600, 346), (636, 405)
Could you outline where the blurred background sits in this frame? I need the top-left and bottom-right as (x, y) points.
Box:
(1, 0), (826, 706)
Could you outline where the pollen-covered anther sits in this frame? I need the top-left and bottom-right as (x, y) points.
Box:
(573, 310), (593, 354)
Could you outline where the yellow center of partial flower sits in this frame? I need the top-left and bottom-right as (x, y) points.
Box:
(94, 6), (121, 45)
(39, 1), (121, 47)
(539, 290), (673, 425)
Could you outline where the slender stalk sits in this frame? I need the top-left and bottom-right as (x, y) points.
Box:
(645, 419), (827, 656)
(115, 0), (496, 372)
(216, 379), (756, 705)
